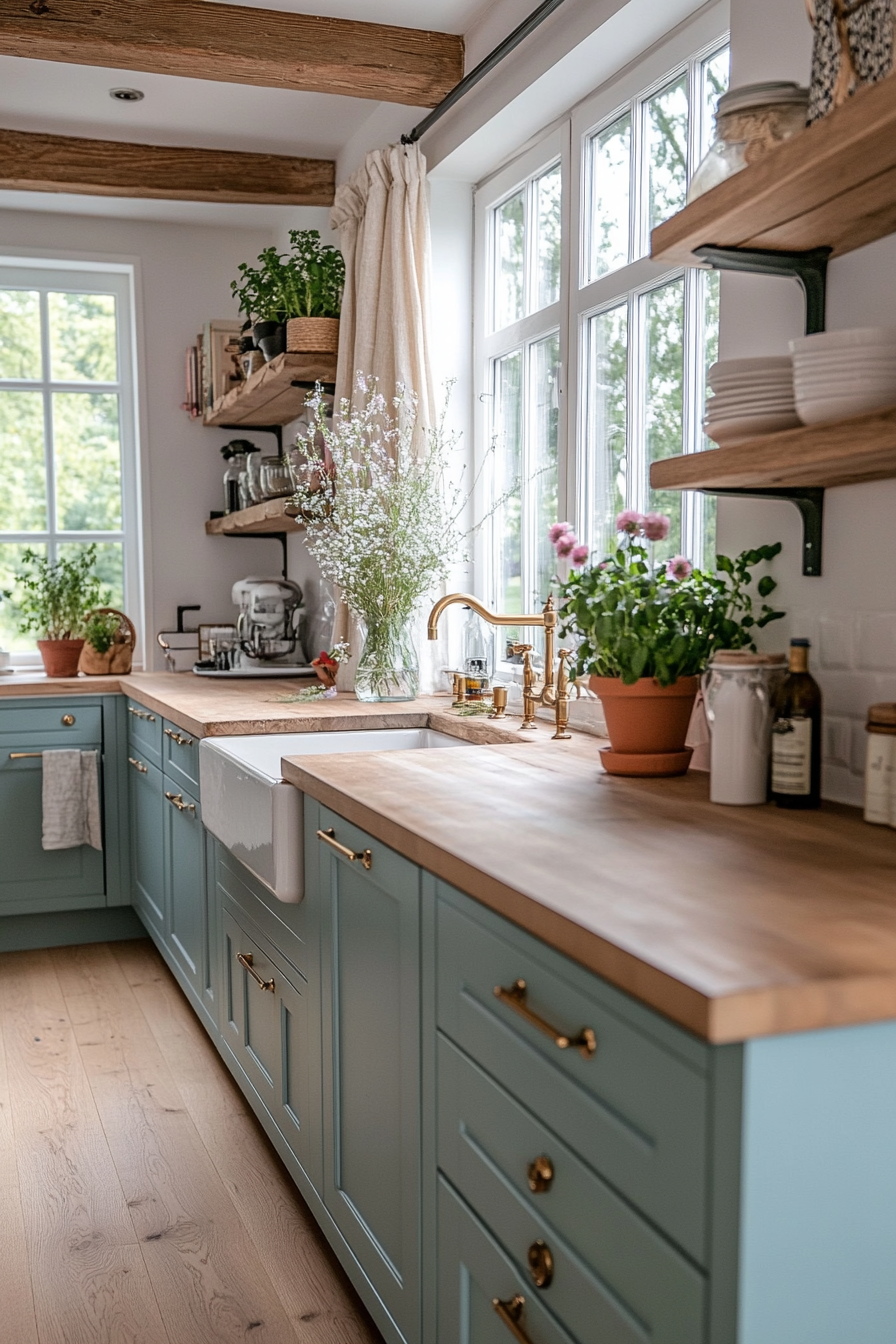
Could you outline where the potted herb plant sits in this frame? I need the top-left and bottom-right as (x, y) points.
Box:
(230, 231), (344, 363)
(11, 545), (108, 678)
(79, 608), (136, 676)
(554, 514), (784, 776)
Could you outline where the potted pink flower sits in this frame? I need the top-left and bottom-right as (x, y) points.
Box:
(553, 515), (784, 776)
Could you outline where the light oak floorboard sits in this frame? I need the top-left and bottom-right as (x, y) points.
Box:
(113, 938), (380, 1344)
(0, 949), (168, 1344)
(51, 942), (304, 1344)
(0, 984), (39, 1344)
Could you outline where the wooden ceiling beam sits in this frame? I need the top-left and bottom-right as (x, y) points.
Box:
(0, 0), (464, 108)
(0, 127), (336, 205)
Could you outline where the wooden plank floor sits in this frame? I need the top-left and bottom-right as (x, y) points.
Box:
(0, 939), (381, 1344)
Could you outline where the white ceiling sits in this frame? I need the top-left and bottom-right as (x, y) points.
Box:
(204, 0), (487, 27)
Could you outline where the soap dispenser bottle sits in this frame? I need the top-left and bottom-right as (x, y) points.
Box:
(462, 606), (493, 700)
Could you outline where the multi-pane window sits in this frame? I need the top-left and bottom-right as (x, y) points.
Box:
(0, 264), (139, 658)
(577, 42), (729, 566)
(482, 147), (563, 631)
(475, 33), (730, 637)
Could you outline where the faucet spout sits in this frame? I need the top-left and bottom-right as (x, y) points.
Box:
(426, 592), (548, 641)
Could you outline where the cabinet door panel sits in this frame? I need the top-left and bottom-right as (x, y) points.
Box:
(437, 1176), (575, 1344)
(0, 746), (105, 914)
(128, 754), (165, 935)
(164, 784), (204, 993)
(318, 809), (421, 1343)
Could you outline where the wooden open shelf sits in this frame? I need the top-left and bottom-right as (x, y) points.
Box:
(205, 498), (304, 536)
(651, 75), (896, 265)
(650, 405), (896, 492)
(203, 351), (337, 428)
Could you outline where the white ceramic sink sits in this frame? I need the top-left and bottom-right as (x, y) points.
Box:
(200, 728), (464, 904)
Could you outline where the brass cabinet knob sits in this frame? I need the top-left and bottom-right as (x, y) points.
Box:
(527, 1239), (553, 1290)
(61, 714), (75, 726)
(526, 1155), (554, 1194)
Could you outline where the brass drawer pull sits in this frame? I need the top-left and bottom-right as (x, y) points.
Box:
(237, 952), (275, 993)
(164, 790), (196, 815)
(128, 756), (148, 774)
(527, 1239), (553, 1289)
(492, 1295), (532, 1343)
(61, 714), (75, 726)
(128, 706), (156, 721)
(527, 1155), (554, 1194)
(164, 727), (194, 747)
(9, 752), (42, 760)
(494, 979), (597, 1060)
(317, 827), (373, 871)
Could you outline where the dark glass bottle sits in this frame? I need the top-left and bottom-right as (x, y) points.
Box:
(770, 638), (822, 809)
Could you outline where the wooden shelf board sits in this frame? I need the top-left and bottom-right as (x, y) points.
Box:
(651, 76), (896, 265)
(205, 498), (304, 536)
(650, 405), (896, 491)
(203, 351), (337, 428)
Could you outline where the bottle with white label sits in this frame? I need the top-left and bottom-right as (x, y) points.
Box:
(770, 638), (822, 810)
(864, 703), (896, 826)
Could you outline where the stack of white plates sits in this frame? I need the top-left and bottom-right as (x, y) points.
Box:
(704, 356), (799, 446)
(791, 328), (896, 425)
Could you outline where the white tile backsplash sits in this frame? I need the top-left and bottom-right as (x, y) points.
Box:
(823, 716), (851, 768)
(856, 613), (896, 671)
(819, 613), (854, 670)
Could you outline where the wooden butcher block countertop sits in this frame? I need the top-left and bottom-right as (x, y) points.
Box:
(283, 742), (896, 1045)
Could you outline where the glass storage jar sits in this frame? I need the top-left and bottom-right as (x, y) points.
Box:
(688, 82), (809, 202)
(260, 454), (294, 498)
(702, 650), (786, 805)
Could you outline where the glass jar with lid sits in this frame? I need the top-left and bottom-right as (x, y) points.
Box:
(260, 454), (295, 498)
(688, 82), (809, 203)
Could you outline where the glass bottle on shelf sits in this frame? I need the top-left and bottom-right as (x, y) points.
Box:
(221, 443), (248, 514)
(770, 638), (822, 809)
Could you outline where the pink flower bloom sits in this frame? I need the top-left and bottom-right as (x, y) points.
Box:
(616, 509), (645, 535)
(548, 521), (572, 545)
(666, 555), (693, 581)
(642, 512), (671, 542)
(570, 544), (589, 568)
(555, 532), (578, 558)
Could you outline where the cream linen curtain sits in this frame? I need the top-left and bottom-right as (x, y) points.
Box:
(330, 142), (435, 425)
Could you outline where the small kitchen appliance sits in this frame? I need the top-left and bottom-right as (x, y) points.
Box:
(192, 576), (314, 678)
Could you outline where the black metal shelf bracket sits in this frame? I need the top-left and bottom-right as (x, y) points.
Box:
(693, 244), (832, 336)
(705, 486), (824, 577)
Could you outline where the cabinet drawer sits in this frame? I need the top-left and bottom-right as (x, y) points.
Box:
(220, 902), (313, 1180)
(126, 698), (162, 767)
(436, 889), (708, 1263)
(438, 1034), (705, 1344)
(0, 703), (102, 747)
(438, 1175), (577, 1344)
(162, 719), (200, 793)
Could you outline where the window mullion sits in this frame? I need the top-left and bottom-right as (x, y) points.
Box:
(628, 291), (647, 515)
(38, 289), (57, 562)
(681, 266), (703, 566)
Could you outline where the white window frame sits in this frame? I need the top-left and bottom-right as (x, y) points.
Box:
(473, 127), (570, 662)
(0, 258), (143, 666)
(472, 4), (729, 650)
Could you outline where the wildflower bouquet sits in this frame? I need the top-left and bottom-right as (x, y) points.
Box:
(297, 378), (467, 701)
(554, 513), (784, 686)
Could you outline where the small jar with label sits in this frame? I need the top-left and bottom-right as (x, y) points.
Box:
(864, 703), (896, 827)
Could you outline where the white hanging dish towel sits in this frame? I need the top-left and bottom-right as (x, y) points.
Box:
(41, 749), (103, 851)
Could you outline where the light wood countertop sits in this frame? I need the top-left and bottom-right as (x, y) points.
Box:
(282, 743), (896, 1045)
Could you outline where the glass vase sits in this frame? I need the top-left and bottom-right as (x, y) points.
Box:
(354, 615), (419, 702)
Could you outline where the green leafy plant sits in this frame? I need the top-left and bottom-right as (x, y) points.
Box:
(556, 515), (785, 686)
(230, 231), (345, 324)
(12, 545), (108, 641)
(84, 609), (121, 655)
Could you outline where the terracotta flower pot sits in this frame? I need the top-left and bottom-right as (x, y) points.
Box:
(589, 674), (699, 776)
(37, 638), (85, 678)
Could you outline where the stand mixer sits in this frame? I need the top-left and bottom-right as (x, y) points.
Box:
(233, 576), (306, 666)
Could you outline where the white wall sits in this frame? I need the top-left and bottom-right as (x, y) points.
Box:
(0, 205), (336, 669)
(718, 0), (896, 803)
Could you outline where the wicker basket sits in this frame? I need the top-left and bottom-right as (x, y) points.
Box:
(79, 608), (136, 676)
(286, 317), (340, 354)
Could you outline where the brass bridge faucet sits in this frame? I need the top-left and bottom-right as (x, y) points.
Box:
(426, 593), (572, 738)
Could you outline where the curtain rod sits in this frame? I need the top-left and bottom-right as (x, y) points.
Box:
(401, 0), (570, 145)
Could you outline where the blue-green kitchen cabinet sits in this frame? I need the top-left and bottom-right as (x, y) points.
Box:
(0, 695), (129, 936)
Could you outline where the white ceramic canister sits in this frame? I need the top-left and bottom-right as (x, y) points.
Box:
(702, 650), (786, 805)
(864, 703), (896, 827)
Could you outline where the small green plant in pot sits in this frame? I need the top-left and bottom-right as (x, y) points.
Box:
(230, 231), (344, 362)
(12, 545), (108, 677)
(553, 514), (784, 776)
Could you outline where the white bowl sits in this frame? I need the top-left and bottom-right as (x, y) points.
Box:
(791, 328), (896, 353)
(795, 388), (896, 424)
(710, 356), (793, 377)
(705, 411), (802, 442)
(792, 353), (896, 370)
(707, 389), (796, 406)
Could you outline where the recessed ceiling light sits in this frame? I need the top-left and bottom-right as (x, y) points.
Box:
(110, 88), (144, 102)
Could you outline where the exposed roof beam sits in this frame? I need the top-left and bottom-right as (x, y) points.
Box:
(0, 0), (464, 108)
(0, 127), (335, 205)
